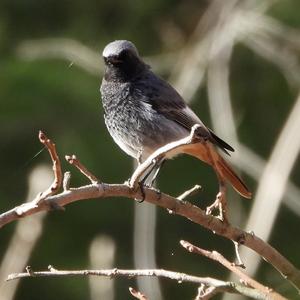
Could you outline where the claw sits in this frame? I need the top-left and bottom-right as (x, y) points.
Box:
(135, 182), (146, 203)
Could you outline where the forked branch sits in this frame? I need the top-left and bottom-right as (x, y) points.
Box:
(180, 240), (285, 300)
(0, 130), (300, 294)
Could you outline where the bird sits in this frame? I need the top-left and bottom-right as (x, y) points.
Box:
(100, 40), (251, 203)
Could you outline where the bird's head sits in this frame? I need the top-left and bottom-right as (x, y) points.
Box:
(102, 40), (147, 82)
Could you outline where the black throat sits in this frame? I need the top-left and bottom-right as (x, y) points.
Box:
(104, 57), (148, 83)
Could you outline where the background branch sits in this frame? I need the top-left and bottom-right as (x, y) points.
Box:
(1, 179), (300, 291)
(180, 240), (285, 300)
(7, 267), (274, 300)
(1, 131), (300, 292)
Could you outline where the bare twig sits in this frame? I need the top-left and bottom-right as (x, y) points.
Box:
(195, 284), (218, 300)
(35, 131), (62, 203)
(1, 181), (300, 292)
(129, 287), (148, 300)
(13, 132), (62, 217)
(1, 132), (300, 291)
(6, 267), (271, 299)
(233, 240), (245, 268)
(65, 154), (100, 184)
(177, 185), (202, 201)
(180, 240), (285, 300)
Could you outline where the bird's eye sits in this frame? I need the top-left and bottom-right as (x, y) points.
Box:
(103, 50), (132, 66)
(105, 55), (122, 65)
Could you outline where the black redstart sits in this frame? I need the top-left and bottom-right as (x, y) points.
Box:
(100, 40), (251, 199)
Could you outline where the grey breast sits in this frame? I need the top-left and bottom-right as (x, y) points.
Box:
(101, 76), (188, 160)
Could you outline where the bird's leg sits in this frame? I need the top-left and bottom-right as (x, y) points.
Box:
(132, 156), (164, 203)
(206, 178), (228, 223)
(124, 149), (144, 185)
(143, 159), (165, 188)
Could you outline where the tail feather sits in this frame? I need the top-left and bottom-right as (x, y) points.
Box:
(181, 143), (252, 199)
(217, 156), (252, 199)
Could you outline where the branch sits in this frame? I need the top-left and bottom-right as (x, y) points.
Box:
(65, 154), (100, 184)
(2, 181), (300, 292)
(1, 131), (300, 292)
(7, 267), (271, 300)
(180, 240), (286, 300)
(13, 131), (62, 217)
(177, 184), (202, 201)
(35, 131), (62, 202)
(195, 284), (219, 300)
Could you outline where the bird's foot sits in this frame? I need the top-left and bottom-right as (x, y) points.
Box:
(125, 178), (146, 203)
(206, 191), (228, 223)
(135, 182), (146, 203)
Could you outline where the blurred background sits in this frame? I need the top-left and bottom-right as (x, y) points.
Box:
(0, 0), (299, 299)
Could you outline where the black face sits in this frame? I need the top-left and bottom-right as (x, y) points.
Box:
(103, 49), (146, 82)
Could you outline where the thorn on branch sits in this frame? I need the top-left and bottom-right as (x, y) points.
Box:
(48, 265), (57, 272)
(65, 154), (100, 184)
(25, 266), (34, 276)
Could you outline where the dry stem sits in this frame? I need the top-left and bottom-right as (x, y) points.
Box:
(180, 240), (285, 300)
(7, 267), (270, 299)
(35, 131), (62, 203)
(1, 131), (300, 293)
(65, 154), (100, 184)
(177, 185), (202, 201)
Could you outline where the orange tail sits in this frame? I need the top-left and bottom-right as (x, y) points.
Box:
(182, 143), (252, 199)
(216, 155), (252, 199)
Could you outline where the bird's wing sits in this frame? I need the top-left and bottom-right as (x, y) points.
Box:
(139, 73), (234, 154)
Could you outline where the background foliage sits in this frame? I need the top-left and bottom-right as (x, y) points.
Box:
(0, 0), (299, 299)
